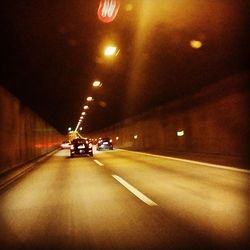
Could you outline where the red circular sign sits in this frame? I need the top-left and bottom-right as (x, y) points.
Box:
(97, 0), (120, 23)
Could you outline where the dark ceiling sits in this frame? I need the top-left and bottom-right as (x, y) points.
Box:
(0, 0), (249, 134)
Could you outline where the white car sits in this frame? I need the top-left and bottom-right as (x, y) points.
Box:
(61, 141), (71, 149)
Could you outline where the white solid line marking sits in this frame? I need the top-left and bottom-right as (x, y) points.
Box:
(118, 149), (250, 174)
(94, 160), (104, 166)
(112, 175), (158, 207)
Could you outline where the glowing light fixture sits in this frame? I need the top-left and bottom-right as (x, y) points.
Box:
(83, 105), (89, 110)
(177, 130), (185, 137)
(190, 40), (202, 49)
(104, 46), (118, 56)
(86, 96), (93, 102)
(93, 80), (102, 87)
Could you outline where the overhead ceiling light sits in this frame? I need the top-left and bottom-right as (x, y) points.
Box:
(104, 46), (119, 56)
(86, 96), (93, 102)
(177, 130), (185, 137)
(93, 81), (102, 87)
(190, 40), (202, 49)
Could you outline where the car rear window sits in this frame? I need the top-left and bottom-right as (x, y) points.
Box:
(73, 139), (86, 144)
(102, 138), (110, 141)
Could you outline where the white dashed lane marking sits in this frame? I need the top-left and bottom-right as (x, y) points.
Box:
(93, 160), (104, 166)
(112, 175), (158, 207)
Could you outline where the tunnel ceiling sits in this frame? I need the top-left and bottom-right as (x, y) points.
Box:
(0, 0), (249, 134)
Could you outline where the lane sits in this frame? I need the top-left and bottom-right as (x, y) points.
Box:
(0, 149), (214, 250)
(94, 149), (250, 249)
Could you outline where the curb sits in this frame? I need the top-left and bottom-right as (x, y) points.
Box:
(0, 149), (59, 191)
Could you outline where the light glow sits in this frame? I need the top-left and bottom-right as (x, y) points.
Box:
(93, 81), (102, 87)
(99, 101), (107, 108)
(104, 46), (118, 56)
(86, 96), (93, 102)
(190, 40), (202, 49)
(125, 4), (133, 12)
(177, 130), (185, 137)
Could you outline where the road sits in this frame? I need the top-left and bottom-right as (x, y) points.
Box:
(0, 149), (249, 250)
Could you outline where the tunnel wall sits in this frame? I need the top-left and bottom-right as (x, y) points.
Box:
(89, 72), (249, 167)
(0, 85), (63, 174)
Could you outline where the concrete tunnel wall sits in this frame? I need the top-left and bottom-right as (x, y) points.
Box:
(88, 72), (249, 167)
(0, 85), (63, 174)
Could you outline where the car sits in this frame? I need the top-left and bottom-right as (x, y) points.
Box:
(70, 138), (93, 157)
(61, 141), (71, 149)
(96, 137), (113, 151)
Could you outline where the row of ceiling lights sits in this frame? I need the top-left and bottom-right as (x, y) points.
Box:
(74, 80), (102, 132)
(73, 46), (119, 132)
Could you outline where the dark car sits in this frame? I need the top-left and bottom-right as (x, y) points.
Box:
(96, 137), (113, 151)
(70, 138), (93, 157)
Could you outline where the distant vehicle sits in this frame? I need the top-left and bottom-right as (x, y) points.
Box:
(97, 137), (113, 151)
(70, 138), (93, 157)
(61, 141), (71, 149)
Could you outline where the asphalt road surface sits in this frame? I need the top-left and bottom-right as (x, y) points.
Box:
(0, 149), (249, 250)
